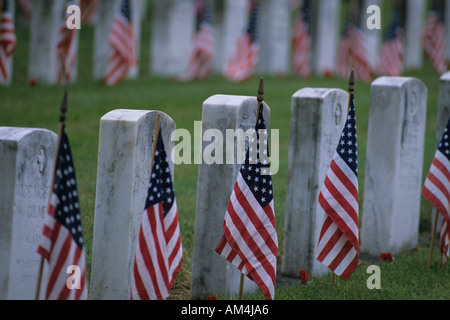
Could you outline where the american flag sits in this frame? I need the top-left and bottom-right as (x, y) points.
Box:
(422, 0), (446, 75)
(292, 0), (312, 79)
(376, 2), (404, 76)
(225, 0), (259, 83)
(0, 0), (17, 84)
(335, 12), (372, 82)
(177, 0), (214, 81)
(215, 106), (278, 300)
(80, 0), (98, 25)
(131, 129), (183, 300)
(103, 0), (136, 86)
(422, 117), (450, 265)
(37, 126), (88, 300)
(316, 93), (359, 280)
(56, 0), (79, 85)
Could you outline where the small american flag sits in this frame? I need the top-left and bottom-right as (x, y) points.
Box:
(37, 126), (88, 300)
(316, 93), (359, 280)
(177, 0), (214, 81)
(103, 0), (136, 86)
(376, 2), (404, 76)
(80, 0), (98, 25)
(292, 0), (312, 79)
(131, 129), (183, 300)
(56, 0), (79, 85)
(336, 15), (372, 82)
(422, 0), (446, 75)
(0, 0), (17, 84)
(422, 117), (450, 265)
(215, 106), (278, 300)
(225, 0), (259, 83)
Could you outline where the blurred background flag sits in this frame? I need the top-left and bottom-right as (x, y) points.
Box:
(292, 0), (312, 79)
(335, 0), (372, 82)
(56, 0), (79, 85)
(176, 0), (214, 82)
(376, 0), (405, 76)
(103, 0), (136, 86)
(225, 0), (260, 83)
(422, 0), (446, 74)
(0, 0), (17, 84)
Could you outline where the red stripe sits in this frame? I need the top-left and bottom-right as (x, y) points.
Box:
(133, 256), (151, 300)
(330, 159), (358, 202)
(432, 157), (450, 182)
(45, 229), (71, 299)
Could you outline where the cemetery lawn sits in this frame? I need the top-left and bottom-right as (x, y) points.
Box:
(2, 22), (449, 300)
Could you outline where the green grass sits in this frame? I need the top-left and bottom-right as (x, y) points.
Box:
(2, 9), (450, 300)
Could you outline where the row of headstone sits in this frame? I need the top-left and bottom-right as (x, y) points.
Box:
(0, 73), (448, 299)
(16, 0), (450, 85)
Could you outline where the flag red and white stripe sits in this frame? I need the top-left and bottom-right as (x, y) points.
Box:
(0, 0), (17, 84)
(37, 127), (88, 300)
(177, 23), (214, 81)
(131, 129), (183, 300)
(316, 94), (359, 280)
(225, 0), (259, 83)
(376, 35), (403, 76)
(103, 0), (136, 86)
(80, 0), (99, 25)
(422, 12), (446, 75)
(422, 119), (450, 265)
(56, 0), (79, 84)
(216, 107), (278, 300)
(336, 27), (372, 82)
(292, 13), (311, 78)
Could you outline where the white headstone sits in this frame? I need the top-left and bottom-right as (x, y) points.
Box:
(0, 127), (57, 300)
(313, 0), (341, 76)
(90, 110), (176, 300)
(361, 77), (427, 256)
(282, 88), (348, 278)
(190, 94), (270, 299)
(362, 0), (382, 70)
(257, 0), (290, 76)
(28, 0), (66, 84)
(150, 0), (196, 76)
(404, 0), (425, 71)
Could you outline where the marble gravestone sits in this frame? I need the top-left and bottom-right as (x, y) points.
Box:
(150, 0), (196, 76)
(404, 0), (426, 71)
(313, 0), (341, 76)
(0, 128), (57, 300)
(190, 95), (270, 299)
(90, 110), (176, 300)
(282, 88), (348, 278)
(257, 0), (290, 76)
(361, 77), (427, 256)
(28, 0), (66, 85)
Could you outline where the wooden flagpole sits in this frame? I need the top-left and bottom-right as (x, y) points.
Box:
(238, 77), (264, 300)
(35, 91), (69, 300)
(332, 69), (355, 290)
(150, 112), (162, 175)
(428, 207), (439, 268)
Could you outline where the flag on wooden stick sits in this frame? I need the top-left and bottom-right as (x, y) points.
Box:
(316, 92), (359, 280)
(37, 124), (88, 300)
(422, 117), (450, 265)
(215, 104), (278, 300)
(56, 0), (79, 85)
(131, 127), (183, 300)
(176, 0), (214, 82)
(225, 0), (259, 83)
(422, 0), (446, 75)
(376, 1), (404, 76)
(0, 0), (16, 84)
(292, 0), (312, 79)
(103, 0), (136, 86)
